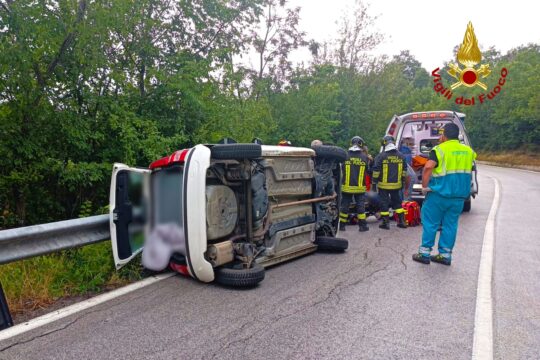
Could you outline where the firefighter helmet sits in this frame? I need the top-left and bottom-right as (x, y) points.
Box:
(351, 136), (364, 147)
(381, 135), (395, 146)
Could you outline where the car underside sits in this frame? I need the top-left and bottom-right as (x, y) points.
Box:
(110, 143), (349, 287)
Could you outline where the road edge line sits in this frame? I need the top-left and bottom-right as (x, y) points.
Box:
(477, 161), (540, 174)
(472, 177), (501, 360)
(0, 272), (175, 343)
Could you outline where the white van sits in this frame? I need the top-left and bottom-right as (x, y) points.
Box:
(384, 111), (478, 211)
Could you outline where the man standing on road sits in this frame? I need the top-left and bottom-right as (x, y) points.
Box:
(372, 135), (409, 230)
(340, 136), (371, 232)
(412, 123), (476, 265)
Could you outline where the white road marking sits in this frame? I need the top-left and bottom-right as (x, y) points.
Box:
(0, 273), (175, 342)
(472, 177), (501, 360)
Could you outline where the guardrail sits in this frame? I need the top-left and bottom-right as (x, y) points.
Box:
(0, 215), (112, 330)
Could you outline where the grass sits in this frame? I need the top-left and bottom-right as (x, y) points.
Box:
(477, 150), (540, 168)
(0, 242), (142, 317)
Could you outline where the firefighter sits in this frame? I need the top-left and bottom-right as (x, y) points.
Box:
(372, 135), (410, 230)
(339, 136), (370, 232)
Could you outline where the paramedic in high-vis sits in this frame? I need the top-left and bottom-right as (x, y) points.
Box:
(412, 123), (476, 266)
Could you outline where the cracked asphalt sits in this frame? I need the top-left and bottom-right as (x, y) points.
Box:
(1, 165), (539, 359)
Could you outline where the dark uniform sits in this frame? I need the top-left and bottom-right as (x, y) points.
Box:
(372, 142), (408, 229)
(340, 149), (371, 232)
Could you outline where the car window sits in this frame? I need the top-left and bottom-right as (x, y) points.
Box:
(152, 166), (184, 227)
(419, 139), (439, 154)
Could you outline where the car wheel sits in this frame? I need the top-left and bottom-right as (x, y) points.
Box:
(315, 236), (348, 252)
(312, 145), (348, 162)
(463, 199), (471, 212)
(215, 263), (265, 288)
(210, 144), (262, 160)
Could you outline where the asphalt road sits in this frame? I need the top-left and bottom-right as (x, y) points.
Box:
(1, 165), (538, 360)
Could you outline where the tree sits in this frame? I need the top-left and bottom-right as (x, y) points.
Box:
(249, 0), (307, 97)
(311, 0), (382, 72)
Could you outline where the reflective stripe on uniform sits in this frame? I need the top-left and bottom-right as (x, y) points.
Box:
(357, 213), (366, 220)
(432, 140), (475, 177)
(419, 246), (431, 255)
(376, 182), (402, 190)
(439, 247), (452, 257)
(382, 163), (388, 184)
(380, 211), (390, 216)
(342, 186), (366, 193)
(395, 208), (405, 214)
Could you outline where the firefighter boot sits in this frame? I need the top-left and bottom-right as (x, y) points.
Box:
(379, 215), (390, 230)
(358, 219), (369, 232)
(339, 222), (346, 231)
(397, 212), (408, 229)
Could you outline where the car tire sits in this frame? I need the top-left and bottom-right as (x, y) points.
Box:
(463, 199), (471, 212)
(215, 263), (265, 288)
(312, 145), (348, 162)
(315, 236), (348, 252)
(211, 144), (262, 160)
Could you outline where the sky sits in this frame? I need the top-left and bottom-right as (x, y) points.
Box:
(288, 0), (540, 69)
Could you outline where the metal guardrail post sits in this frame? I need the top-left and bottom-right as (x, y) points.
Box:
(0, 281), (13, 330)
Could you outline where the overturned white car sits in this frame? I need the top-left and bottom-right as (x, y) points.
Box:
(110, 143), (348, 287)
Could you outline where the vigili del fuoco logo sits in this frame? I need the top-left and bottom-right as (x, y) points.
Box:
(431, 22), (508, 106)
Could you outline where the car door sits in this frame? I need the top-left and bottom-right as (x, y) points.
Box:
(385, 114), (402, 138)
(452, 113), (479, 197)
(471, 162), (479, 196)
(109, 163), (150, 269)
